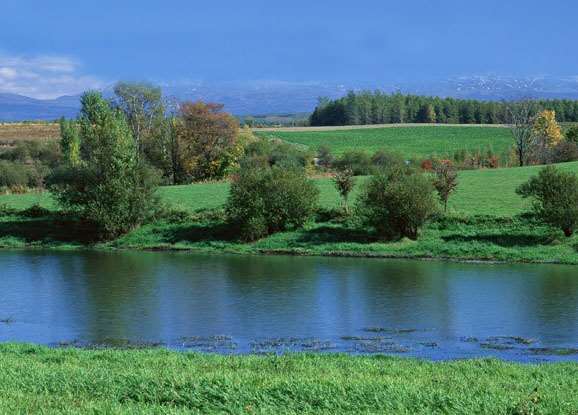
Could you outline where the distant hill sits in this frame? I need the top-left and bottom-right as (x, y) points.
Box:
(3, 76), (578, 121)
(0, 93), (80, 121)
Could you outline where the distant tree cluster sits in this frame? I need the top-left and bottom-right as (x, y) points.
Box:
(309, 91), (578, 126)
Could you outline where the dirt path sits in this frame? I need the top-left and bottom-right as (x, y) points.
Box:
(254, 123), (509, 132)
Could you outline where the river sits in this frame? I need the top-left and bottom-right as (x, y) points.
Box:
(1, 251), (577, 361)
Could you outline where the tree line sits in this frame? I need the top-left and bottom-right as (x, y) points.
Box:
(309, 91), (578, 126)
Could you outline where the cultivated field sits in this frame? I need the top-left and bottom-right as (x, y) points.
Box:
(255, 125), (514, 158)
(0, 122), (60, 144)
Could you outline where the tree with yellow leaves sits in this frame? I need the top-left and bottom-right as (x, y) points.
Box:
(533, 110), (562, 148)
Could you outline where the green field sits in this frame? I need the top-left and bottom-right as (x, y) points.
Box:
(2, 162), (578, 263)
(0, 344), (575, 414)
(5, 161), (578, 217)
(256, 125), (514, 158)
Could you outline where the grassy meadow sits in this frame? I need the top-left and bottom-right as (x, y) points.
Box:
(5, 161), (578, 216)
(2, 161), (578, 263)
(255, 125), (514, 158)
(0, 344), (576, 414)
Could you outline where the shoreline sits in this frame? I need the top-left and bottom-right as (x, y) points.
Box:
(1, 240), (576, 266)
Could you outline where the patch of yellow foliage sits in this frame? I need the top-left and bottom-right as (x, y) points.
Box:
(533, 110), (562, 147)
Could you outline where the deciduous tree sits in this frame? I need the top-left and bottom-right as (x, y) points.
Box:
(433, 160), (458, 212)
(112, 82), (164, 156)
(50, 91), (159, 239)
(506, 100), (537, 166)
(333, 168), (355, 214)
(176, 102), (240, 181)
(59, 117), (80, 166)
(533, 109), (562, 148)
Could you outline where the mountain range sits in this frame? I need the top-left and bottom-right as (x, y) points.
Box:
(2, 76), (578, 121)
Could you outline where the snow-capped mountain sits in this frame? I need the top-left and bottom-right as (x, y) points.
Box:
(2, 76), (578, 121)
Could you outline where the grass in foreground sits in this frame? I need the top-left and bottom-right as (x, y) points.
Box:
(256, 125), (513, 158)
(0, 344), (576, 414)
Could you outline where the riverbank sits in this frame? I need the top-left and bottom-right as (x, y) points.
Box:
(1, 161), (578, 264)
(0, 344), (575, 414)
(1, 209), (577, 264)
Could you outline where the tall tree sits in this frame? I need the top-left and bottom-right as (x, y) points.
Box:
(50, 92), (159, 239)
(417, 104), (436, 123)
(433, 160), (458, 212)
(112, 82), (164, 157)
(59, 117), (80, 166)
(176, 101), (240, 181)
(506, 100), (537, 166)
(533, 110), (562, 148)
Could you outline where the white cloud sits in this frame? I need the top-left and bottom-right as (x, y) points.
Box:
(0, 54), (105, 99)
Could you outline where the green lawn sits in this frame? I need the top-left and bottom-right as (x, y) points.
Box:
(0, 344), (576, 414)
(256, 125), (514, 158)
(6, 161), (578, 217)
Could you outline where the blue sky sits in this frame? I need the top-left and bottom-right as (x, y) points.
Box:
(1, 0), (577, 98)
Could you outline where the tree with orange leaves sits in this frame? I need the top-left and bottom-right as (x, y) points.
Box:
(176, 101), (240, 181)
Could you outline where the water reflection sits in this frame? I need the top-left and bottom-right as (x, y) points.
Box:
(0, 251), (577, 361)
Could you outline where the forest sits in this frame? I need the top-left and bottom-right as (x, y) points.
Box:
(309, 91), (578, 126)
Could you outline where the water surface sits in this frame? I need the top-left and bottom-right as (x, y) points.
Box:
(1, 251), (577, 361)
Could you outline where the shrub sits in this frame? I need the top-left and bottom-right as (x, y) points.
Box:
(242, 139), (314, 170)
(334, 150), (372, 175)
(420, 159), (434, 171)
(516, 165), (578, 237)
(317, 145), (334, 169)
(0, 161), (29, 188)
(26, 162), (50, 189)
(371, 150), (404, 169)
(453, 149), (467, 165)
(20, 204), (51, 218)
(226, 165), (319, 241)
(0, 140), (61, 167)
(566, 125), (578, 144)
(8, 184), (28, 194)
(153, 205), (196, 223)
(357, 168), (437, 239)
(0, 203), (17, 215)
(552, 141), (578, 163)
(333, 168), (355, 214)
